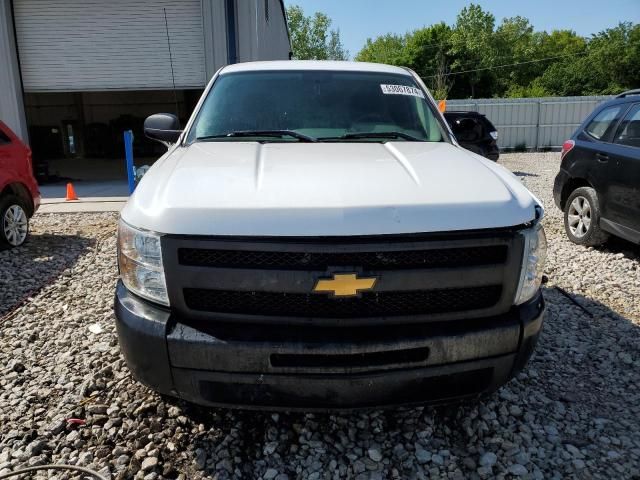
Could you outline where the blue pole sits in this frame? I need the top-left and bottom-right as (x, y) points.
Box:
(124, 130), (135, 194)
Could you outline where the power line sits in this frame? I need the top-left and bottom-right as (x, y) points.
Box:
(163, 8), (179, 117)
(419, 48), (584, 77)
(362, 24), (590, 61)
(368, 27), (538, 55)
(422, 51), (588, 78)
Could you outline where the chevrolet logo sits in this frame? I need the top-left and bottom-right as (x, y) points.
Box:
(313, 273), (377, 297)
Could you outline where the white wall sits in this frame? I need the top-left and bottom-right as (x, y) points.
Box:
(0, 0), (28, 141)
(202, 0), (228, 81)
(446, 95), (614, 149)
(236, 0), (290, 63)
(13, 0), (206, 92)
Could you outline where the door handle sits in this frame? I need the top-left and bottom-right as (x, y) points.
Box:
(595, 153), (609, 163)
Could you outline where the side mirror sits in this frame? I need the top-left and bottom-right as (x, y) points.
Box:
(144, 113), (182, 144)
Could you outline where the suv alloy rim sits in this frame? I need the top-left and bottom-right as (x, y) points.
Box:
(567, 196), (592, 238)
(3, 204), (28, 246)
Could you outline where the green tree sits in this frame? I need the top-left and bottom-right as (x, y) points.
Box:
(448, 4), (497, 98)
(493, 16), (536, 96)
(537, 29), (587, 58)
(354, 34), (407, 65)
(353, 5), (639, 99)
(354, 24), (454, 98)
(587, 23), (640, 93)
(538, 23), (639, 96)
(327, 29), (348, 61)
(286, 5), (349, 60)
(505, 29), (585, 97)
(404, 23), (453, 99)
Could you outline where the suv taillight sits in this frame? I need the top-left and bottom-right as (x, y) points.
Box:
(561, 140), (575, 159)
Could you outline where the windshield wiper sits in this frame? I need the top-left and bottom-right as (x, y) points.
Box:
(319, 131), (423, 142)
(319, 132), (423, 142)
(196, 130), (317, 142)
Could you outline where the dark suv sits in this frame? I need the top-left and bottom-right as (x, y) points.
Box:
(553, 89), (640, 246)
(444, 111), (500, 161)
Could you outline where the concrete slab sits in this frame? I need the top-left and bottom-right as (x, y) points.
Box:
(39, 180), (131, 199)
(41, 196), (127, 204)
(37, 200), (126, 213)
(46, 157), (158, 181)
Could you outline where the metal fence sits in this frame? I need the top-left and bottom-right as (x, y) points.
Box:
(446, 95), (613, 150)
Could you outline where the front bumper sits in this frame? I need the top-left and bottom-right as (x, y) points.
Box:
(114, 281), (545, 410)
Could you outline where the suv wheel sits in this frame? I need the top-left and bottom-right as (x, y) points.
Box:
(0, 194), (30, 249)
(563, 187), (609, 246)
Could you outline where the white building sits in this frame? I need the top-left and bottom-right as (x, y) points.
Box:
(0, 0), (290, 178)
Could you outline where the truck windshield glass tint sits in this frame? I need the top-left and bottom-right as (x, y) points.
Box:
(187, 71), (446, 143)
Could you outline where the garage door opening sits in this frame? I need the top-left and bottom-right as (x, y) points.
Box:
(25, 89), (202, 190)
(13, 0), (207, 196)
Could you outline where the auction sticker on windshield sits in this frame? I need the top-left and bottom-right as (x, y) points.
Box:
(380, 84), (425, 98)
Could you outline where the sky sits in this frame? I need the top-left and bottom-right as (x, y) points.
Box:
(283, 0), (640, 58)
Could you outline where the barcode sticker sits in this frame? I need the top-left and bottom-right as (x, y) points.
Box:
(380, 84), (425, 98)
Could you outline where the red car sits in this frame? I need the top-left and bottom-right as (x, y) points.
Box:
(0, 121), (40, 249)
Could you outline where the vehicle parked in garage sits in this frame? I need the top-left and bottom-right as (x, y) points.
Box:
(0, 122), (40, 249)
(553, 89), (640, 246)
(115, 61), (546, 409)
(443, 111), (500, 161)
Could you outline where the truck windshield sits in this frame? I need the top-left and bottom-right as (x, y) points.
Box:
(186, 70), (447, 144)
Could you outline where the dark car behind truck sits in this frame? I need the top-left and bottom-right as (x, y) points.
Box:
(444, 111), (500, 161)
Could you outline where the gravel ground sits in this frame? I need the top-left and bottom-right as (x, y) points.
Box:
(1, 153), (639, 480)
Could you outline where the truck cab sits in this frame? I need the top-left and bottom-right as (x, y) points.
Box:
(115, 61), (546, 409)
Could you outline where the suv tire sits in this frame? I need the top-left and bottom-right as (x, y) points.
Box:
(563, 187), (609, 246)
(0, 194), (30, 250)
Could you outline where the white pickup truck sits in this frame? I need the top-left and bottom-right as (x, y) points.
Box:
(115, 61), (546, 409)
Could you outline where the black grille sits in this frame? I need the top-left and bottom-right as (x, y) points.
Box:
(197, 368), (494, 408)
(270, 347), (430, 368)
(183, 286), (502, 318)
(178, 245), (508, 270)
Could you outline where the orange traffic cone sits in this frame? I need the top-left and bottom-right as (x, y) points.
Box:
(66, 182), (78, 201)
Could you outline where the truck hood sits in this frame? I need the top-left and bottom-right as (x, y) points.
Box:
(122, 141), (542, 236)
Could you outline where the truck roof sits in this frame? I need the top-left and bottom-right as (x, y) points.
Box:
(221, 60), (412, 76)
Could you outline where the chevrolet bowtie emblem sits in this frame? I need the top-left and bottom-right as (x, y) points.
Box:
(313, 273), (377, 297)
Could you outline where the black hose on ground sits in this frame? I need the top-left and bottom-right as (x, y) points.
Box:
(0, 464), (108, 480)
(553, 285), (594, 318)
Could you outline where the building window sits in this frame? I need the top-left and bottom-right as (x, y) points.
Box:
(265, 0), (269, 23)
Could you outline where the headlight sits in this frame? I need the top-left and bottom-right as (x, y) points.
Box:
(514, 223), (547, 305)
(489, 131), (498, 140)
(118, 219), (169, 306)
